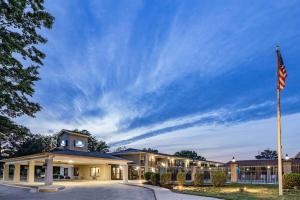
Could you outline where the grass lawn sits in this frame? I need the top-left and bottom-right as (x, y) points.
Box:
(174, 184), (300, 200)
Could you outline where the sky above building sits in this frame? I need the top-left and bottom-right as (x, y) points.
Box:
(18, 0), (300, 162)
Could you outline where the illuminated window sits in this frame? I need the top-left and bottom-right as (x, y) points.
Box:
(75, 140), (84, 147)
(60, 140), (67, 147)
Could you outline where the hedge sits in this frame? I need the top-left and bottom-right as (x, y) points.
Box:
(177, 172), (186, 186)
(151, 173), (160, 186)
(211, 171), (227, 187)
(194, 173), (204, 186)
(283, 173), (300, 189)
(160, 172), (172, 186)
(145, 172), (154, 181)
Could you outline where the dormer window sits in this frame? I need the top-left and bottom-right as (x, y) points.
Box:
(75, 140), (84, 148)
(60, 140), (68, 147)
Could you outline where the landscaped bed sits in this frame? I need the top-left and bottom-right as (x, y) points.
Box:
(174, 184), (300, 200)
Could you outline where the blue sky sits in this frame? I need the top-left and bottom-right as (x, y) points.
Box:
(18, 0), (300, 162)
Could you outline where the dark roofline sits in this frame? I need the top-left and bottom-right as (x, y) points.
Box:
(57, 129), (90, 138)
(50, 148), (128, 161)
(112, 148), (224, 164)
(225, 159), (296, 166)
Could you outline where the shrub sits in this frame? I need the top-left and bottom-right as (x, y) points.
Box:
(160, 172), (172, 185)
(283, 173), (300, 189)
(177, 172), (186, 186)
(194, 173), (204, 186)
(151, 173), (160, 186)
(211, 171), (227, 187)
(145, 172), (154, 181)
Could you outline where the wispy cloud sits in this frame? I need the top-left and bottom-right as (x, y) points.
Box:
(16, 0), (300, 160)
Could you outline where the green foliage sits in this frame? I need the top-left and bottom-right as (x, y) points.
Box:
(174, 150), (206, 161)
(72, 129), (109, 153)
(145, 172), (154, 181)
(283, 173), (300, 189)
(177, 172), (186, 186)
(142, 148), (158, 153)
(0, 0), (54, 159)
(151, 173), (160, 186)
(14, 133), (57, 157)
(211, 171), (227, 187)
(0, 0), (54, 118)
(255, 149), (278, 160)
(160, 172), (172, 185)
(0, 116), (29, 159)
(194, 173), (204, 186)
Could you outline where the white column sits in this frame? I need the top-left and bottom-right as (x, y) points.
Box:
(3, 164), (9, 182)
(13, 163), (21, 183)
(191, 166), (196, 181)
(145, 154), (149, 172)
(27, 160), (35, 184)
(45, 157), (53, 185)
(123, 164), (128, 183)
(60, 166), (64, 176)
(68, 166), (74, 179)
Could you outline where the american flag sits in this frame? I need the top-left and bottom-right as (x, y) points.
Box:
(276, 47), (287, 90)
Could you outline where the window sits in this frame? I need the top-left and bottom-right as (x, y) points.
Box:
(73, 167), (79, 176)
(64, 168), (68, 176)
(75, 140), (85, 147)
(140, 155), (145, 165)
(60, 140), (68, 147)
(90, 167), (100, 177)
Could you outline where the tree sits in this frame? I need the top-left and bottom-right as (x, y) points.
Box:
(14, 133), (57, 157)
(0, 0), (54, 118)
(255, 149), (278, 160)
(72, 129), (109, 153)
(0, 0), (54, 159)
(174, 150), (206, 161)
(114, 146), (127, 152)
(142, 148), (159, 153)
(0, 116), (29, 159)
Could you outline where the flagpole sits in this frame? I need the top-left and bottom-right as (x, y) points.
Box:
(277, 78), (283, 196)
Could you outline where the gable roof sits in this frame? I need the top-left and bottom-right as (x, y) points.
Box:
(57, 129), (90, 138)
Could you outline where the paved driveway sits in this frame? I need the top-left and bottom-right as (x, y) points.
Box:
(0, 183), (155, 200)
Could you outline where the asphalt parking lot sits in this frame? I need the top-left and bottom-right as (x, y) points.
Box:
(0, 182), (155, 200)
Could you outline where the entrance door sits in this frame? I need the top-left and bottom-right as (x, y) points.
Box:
(111, 165), (123, 180)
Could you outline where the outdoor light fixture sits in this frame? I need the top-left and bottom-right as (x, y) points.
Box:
(285, 154), (289, 160)
(136, 166), (140, 170)
(232, 157), (236, 163)
(209, 167), (212, 170)
(161, 163), (166, 167)
(267, 166), (271, 169)
(68, 160), (74, 164)
(151, 167), (155, 172)
(200, 167), (204, 170)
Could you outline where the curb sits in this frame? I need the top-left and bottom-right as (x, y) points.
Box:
(124, 183), (157, 200)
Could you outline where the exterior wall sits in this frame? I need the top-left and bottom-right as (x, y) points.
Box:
(76, 164), (111, 180)
(58, 132), (88, 152)
(283, 161), (292, 174)
(68, 134), (88, 152)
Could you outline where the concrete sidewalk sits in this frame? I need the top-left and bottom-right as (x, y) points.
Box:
(128, 182), (220, 200)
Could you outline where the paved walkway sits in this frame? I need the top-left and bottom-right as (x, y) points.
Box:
(128, 182), (220, 200)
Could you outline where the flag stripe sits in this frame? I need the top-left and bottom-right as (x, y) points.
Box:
(276, 47), (287, 91)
